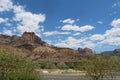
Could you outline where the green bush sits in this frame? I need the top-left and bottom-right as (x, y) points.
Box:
(8, 71), (41, 80)
(56, 62), (68, 69)
(40, 61), (57, 69)
(82, 56), (120, 80)
(0, 50), (42, 80)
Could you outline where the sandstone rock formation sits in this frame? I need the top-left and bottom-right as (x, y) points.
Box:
(0, 32), (82, 62)
(78, 47), (93, 56)
(0, 32), (49, 49)
(0, 32), (119, 62)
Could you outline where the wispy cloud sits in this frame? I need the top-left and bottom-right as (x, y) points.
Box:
(112, 1), (120, 8)
(0, 18), (7, 23)
(3, 29), (13, 36)
(97, 21), (103, 24)
(43, 31), (71, 36)
(73, 32), (81, 36)
(60, 18), (75, 24)
(0, 18), (12, 26)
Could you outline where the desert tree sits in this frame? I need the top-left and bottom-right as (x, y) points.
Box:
(80, 56), (119, 80)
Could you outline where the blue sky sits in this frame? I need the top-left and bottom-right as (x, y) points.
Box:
(0, 0), (120, 52)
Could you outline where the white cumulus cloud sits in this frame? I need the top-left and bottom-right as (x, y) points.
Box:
(61, 24), (94, 32)
(61, 24), (80, 31)
(13, 3), (45, 34)
(56, 18), (120, 49)
(55, 37), (81, 48)
(90, 34), (104, 41)
(14, 11), (45, 33)
(55, 36), (96, 49)
(89, 19), (120, 47)
(0, 0), (46, 36)
(79, 25), (94, 32)
(104, 28), (120, 37)
(100, 37), (120, 46)
(0, 0), (13, 12)
(111, 19), (120, 27)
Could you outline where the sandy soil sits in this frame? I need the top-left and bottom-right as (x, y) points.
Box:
(41, 69), (86, 75)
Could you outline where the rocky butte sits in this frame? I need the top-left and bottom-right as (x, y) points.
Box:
(78, 47), (93, 56)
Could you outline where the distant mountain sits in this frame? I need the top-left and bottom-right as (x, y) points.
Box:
(101, 48), (120, 56)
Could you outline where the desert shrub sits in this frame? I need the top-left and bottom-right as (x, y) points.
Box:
(81, 56), (120, 80)
(56, 62), (68, 69)
(40, 61), (57, 69)
(0, 50), (42, 80)
(8, 71), (41, 80)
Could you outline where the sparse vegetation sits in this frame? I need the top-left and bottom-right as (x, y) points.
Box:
(77, 56), (120, 80)
(0, 32), (120, 80)
(0, 49), (120, 80)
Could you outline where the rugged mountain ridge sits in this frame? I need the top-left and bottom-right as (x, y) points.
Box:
(0, 32), (119, 61)
(0, 32), (93, 62)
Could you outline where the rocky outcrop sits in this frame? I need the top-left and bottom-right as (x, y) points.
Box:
(22, 32), (46, 46)
(33, 46), (57, 57)
(78, 47), (93, 56)
(0, 32), (49, 50)
(0, 34), (11, 45)
(58, 48), (80, 56)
